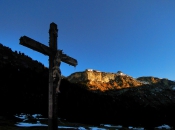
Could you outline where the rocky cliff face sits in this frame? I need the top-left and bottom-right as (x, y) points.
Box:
(68, 70), (175, 91)
(68, 70), (120, 83)
(68, 70), (146, 91)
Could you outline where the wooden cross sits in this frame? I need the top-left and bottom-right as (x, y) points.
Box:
(19, 22), (78, 130)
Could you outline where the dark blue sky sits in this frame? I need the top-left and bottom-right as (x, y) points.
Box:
(1, 0), (175, 80)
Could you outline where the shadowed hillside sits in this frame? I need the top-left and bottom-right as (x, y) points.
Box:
(0, 43), (49, 115)
(0, 43), (175, 128)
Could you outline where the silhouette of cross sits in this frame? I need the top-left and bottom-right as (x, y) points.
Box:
(19, 22), (78, 130)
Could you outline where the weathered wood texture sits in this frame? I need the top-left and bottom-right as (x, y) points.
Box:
(61, 54), (77, 66)
(48, 22), (58, 130)
(20, 36), (77, 66)
(19, 36), (52, 56)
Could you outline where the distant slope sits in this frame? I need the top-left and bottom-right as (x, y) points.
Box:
(0, 43), (46, 71)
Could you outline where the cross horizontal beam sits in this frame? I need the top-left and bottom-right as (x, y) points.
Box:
(20, 36), (52, 56)
(61, 53), (78, 66)
(20, 36), (78, 66)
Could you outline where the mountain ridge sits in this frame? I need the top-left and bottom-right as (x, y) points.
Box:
(67, 69), (175, 91)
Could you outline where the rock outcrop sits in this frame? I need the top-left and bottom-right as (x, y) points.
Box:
(68, 70), (146, 91)
(68, 69), (120, 83)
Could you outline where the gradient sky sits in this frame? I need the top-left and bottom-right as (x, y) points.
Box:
(0, 0), (175, 80)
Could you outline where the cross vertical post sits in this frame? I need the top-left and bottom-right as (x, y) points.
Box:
(48, 23), (58, 130)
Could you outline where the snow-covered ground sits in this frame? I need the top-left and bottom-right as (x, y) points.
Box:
(14, 113), (173, 130)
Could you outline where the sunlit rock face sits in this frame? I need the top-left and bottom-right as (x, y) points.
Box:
(68, 70), (116, 83)
(67, 70), (143, 91)
(67, 70), (175, 91)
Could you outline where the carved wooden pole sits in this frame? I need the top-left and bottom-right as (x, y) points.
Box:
(48, 23), (58, 130)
